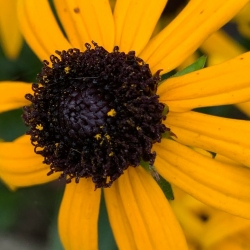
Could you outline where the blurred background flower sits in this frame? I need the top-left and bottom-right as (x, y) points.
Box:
(171, 186), (250, 250)
(0, 0), (22, 60)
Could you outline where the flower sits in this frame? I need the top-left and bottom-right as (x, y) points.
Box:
(233, 2), (250, 40)
(0, 0), (22, 59)
(171, 186), (250, 250)
(199, 29), (250, 117)
(1, 0), (250, 249)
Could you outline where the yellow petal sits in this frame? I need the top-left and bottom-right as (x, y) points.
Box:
(104, 180), (137, 249)
(236, 101), (250, 117)
(234, 2), (250, 40)
(0, 0), (22, 59)
(166, 111), (250, 168)
(154, 139), (250, 218)
(105, 167), (188, 250)
(200, 212), (250, 248)
(54, 0), (114, 51)
(0, 82), (31, 113)
(215, 154), (244, 168)
(141, 0), (249, 74)
(201, 30), (245, 65)
(114, 0), (167, 54)
(53, 0), (83, 50)
(208, 235), (250, 250)
(170, 188), (216, 242)
(58, 179), (101, 250)
(158, 52), (250, 112)
(0, 135), (59, 189)
(17, 0), (71, 61)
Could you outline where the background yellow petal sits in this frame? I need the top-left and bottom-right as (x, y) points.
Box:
(207, 234), (250, 250)
(141, 0), (249, 74)
(200, 212), (250, 248)
(201, 30), (246, 65)
(58, 179), (101, 250)
(114, 0), (167, 54)
(0, 0), (22, 59)
(158, 52), (250, 112)
(18, 0), (71, 61)
(233, 2), (250, 40)
(166, 111), (250, 167)
(54, 0), (114, 51)
(170, 188), (216, 244)
(0, 82), (31, 113)
(0, 135), (59, 189)
(105, 167), (188, 250)
(154, 139), (250, 218)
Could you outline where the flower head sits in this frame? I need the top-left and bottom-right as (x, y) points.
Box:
(1, 0), (250, 249)
(23, 43), (168, 188)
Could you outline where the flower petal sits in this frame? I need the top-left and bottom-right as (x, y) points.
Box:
(154, 139), (250, 218)
(17, 0), (71, 61)
(158, 52), (250, 112)
(200, 212), (250, 248)
(0, 82), (31, 113)
(0, 135), (59, 189)
(58, 179), (101, 250)
(237, 101), (250, 117)
(104, 167), (188, 250)
(166, 111), (250, 167)
(114, 0), (167, 54)
(170, 188), (216, 242)
(201, 30), (245, 65)
(0, 0), (22, 59)
(104, 180), (137, 249)
(141, 0), (249, 73)
(54, 0), (114, 51)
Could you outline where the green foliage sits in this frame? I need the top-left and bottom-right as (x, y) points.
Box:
(171, 55), (207, 77)
(140, 160), (174, 200)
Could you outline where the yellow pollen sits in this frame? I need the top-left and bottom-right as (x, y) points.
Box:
(106, 176), (111, 183)
(109, 152), (114, 156)
(105, 134), (111, 140)
(64, 66), (70, 74)
(94, 134), (101, 140)
(107, 109), (116, 117)
(42, 76), (49, 83)
(36, 124), (43, 130)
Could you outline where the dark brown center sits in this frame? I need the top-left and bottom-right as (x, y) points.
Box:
(23, 42), (169, 188)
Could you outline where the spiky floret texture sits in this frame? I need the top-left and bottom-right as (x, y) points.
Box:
(23, 42), (168, 188)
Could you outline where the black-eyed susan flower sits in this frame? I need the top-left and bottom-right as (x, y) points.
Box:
(171, 186), (250, 250)
(1, 0), (250, 249)
(0, 0), (22, 59)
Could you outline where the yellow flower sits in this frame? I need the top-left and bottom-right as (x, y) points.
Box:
(233, 2), (250, 40)
(1, 0), (250, 249)
(200, 29), (250, 117)
(0, 0), (22, 59)
(171, 186), (250, 250)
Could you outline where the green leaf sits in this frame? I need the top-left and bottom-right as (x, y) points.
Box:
(159, 55), (207, 86)
(156, 175), (174, 200)
(171, 55), (207, 78)
(162, 105), (169, 117)
(98, 193), (118, 250)
(140, 161), (174, 200)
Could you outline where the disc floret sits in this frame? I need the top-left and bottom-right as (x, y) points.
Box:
(23, 42), (169, 188)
